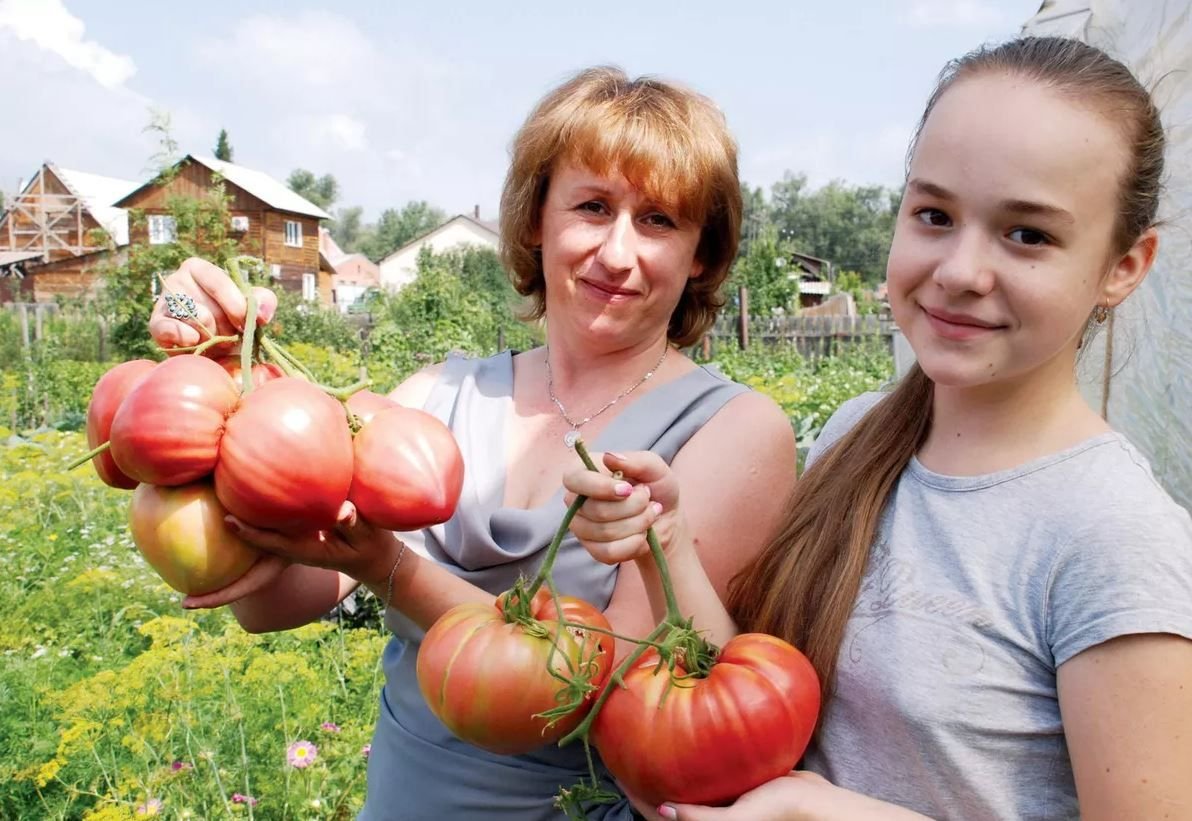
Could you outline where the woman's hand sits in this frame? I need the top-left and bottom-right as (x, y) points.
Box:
(563, 451), (682, 564)
(149, 257), (278, 351)
(659, 772), (931, 821)
(182, 501), (399, 609)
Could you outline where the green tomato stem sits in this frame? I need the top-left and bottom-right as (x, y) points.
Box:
(65, 441), (110, 471)
(226, 257), (257, 395)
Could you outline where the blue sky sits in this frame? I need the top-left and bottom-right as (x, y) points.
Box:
(0, 0), (1043, 221)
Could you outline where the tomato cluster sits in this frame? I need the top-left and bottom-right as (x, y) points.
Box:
(84, 353), (464, 596)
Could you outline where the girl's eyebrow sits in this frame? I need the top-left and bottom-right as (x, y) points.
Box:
(908, 178), (1074, 224)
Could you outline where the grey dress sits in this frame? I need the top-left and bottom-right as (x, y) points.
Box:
(360, 350), (749, 821)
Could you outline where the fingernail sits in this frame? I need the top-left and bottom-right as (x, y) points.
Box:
(614, 481), (633, 497)
(658, 805), (677, 820)
(224, 517), (241, 533)
(651, 502), (663, 516)
(607, 452), (626, 461)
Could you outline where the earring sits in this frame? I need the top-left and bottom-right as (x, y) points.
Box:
(1092, 303), (1111, 325)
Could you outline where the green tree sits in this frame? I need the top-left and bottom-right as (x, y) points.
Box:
(726, 224), (798, 315)
(768, 173), (899, 284)
(213, 128), (234, 161)
(330, 205), (366, 253)
(143, 108), (180, 174)
(738, 182), (770, 260)
(835, 269), (882, 315)
(359, 201), (446, 262)
(286, 169), (339, 211)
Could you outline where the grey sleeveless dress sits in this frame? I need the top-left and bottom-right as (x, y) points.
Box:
(360, 350), (749, 821)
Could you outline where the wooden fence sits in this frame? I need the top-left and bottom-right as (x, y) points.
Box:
(4, 302), (61, 347)
(705, 312), (896, 358)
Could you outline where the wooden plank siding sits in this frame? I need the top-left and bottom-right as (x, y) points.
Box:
(122, 159), (329, 304)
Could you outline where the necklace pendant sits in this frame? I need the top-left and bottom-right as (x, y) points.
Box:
(563, 430), (581, 449)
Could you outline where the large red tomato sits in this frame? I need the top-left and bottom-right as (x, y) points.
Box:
(591, 633), (820, 807)
(214, 377), (354, 532)
(216, 356), (284, 389)
(128, 480), (260, 595)
(85, 359), (157, 488)
(348, 406), (464, 531)
(417, 588), (613, 755)
(109, 355), (240, 486)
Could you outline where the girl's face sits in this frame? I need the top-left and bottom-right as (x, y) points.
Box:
(537, 160), (704, 350)
(887, 73), (1152, 391)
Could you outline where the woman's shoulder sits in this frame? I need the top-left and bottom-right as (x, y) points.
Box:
(805, 391), (887, 469)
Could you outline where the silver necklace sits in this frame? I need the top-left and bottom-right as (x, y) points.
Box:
(545, 342), (669, 448)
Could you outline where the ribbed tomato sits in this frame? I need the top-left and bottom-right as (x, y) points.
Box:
(85, 359), (157, 488)
(348, 406), (464, 531)
(591, 633), (820, 806)
(109, 355), (240, 486)
(417, 588), (613, 755)
(128, 480), (260, 595)
(214, 377), (354, 532)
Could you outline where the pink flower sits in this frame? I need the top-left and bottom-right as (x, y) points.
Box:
(320, 721), (341, 733)
(286, 740), (318, 768)
(231, 793), (259, 806)
(135, 798), (163, 816)
(171, 760), (193, 772)
(361, 743), (372, 758)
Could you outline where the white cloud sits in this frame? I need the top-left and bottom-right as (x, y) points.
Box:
(902, 0), (1005, 28)
(0, 0), (135, 88)
(316, 114), (368, 152)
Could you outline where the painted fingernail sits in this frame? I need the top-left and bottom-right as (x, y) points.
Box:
(651, 502), (663, 516)
(614, 482), (633, 497)
(658, 805), (677, 820)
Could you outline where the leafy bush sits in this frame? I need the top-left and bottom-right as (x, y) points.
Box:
(2, 343), (115, 432)
(0, 431), (387, 820)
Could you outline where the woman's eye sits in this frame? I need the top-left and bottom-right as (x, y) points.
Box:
(643, 212), (676, 229)
(915, 208), (950, 228)
(1008, 227), (1049, 246)
(577, 201), (606, 215)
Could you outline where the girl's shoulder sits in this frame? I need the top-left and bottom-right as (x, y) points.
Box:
(805, 391), (887, 469)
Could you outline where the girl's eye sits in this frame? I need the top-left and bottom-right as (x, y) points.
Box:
(914, 208), (951, 228)
(1008, 227), (1050, 246)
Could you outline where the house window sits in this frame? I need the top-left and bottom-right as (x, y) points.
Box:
(270, 263), (282, 279)
(231, 215), (250, 232)
(284, 220), (303, 247)
(148, 215), (176, 245)
(302, 272), (317, 301)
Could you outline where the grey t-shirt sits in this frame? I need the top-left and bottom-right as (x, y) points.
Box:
(801, 393), (1192, 821)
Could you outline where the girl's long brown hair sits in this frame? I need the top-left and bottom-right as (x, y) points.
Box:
(728, 36), (1166, 698)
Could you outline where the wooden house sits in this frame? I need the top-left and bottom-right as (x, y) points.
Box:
(115, 155), (333, 303)
(0, 163), (136, 301)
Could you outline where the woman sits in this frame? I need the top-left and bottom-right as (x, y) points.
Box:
(150, 67), (795, 819)
(565, 38), (1192, 820)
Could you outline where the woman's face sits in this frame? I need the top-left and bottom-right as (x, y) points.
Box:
(537, 160), (704, 350)
(886, 73), (1132, 391)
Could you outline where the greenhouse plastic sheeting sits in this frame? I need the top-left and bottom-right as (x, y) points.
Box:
(1022, 0), (1192, 510)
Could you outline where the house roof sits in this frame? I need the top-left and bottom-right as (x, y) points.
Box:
(378, 213), (499, 266)
(190, 155), (331, 219)
(53, 165), (138, 246)
(114, 155), (332, 220)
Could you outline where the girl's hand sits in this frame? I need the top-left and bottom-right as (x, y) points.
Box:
(563, 451), (682, 564)
(660, 771), (930, 821)
(149, 256), (278, 351)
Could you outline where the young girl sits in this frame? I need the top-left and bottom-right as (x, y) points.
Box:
(564, 37), (1192, 820)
